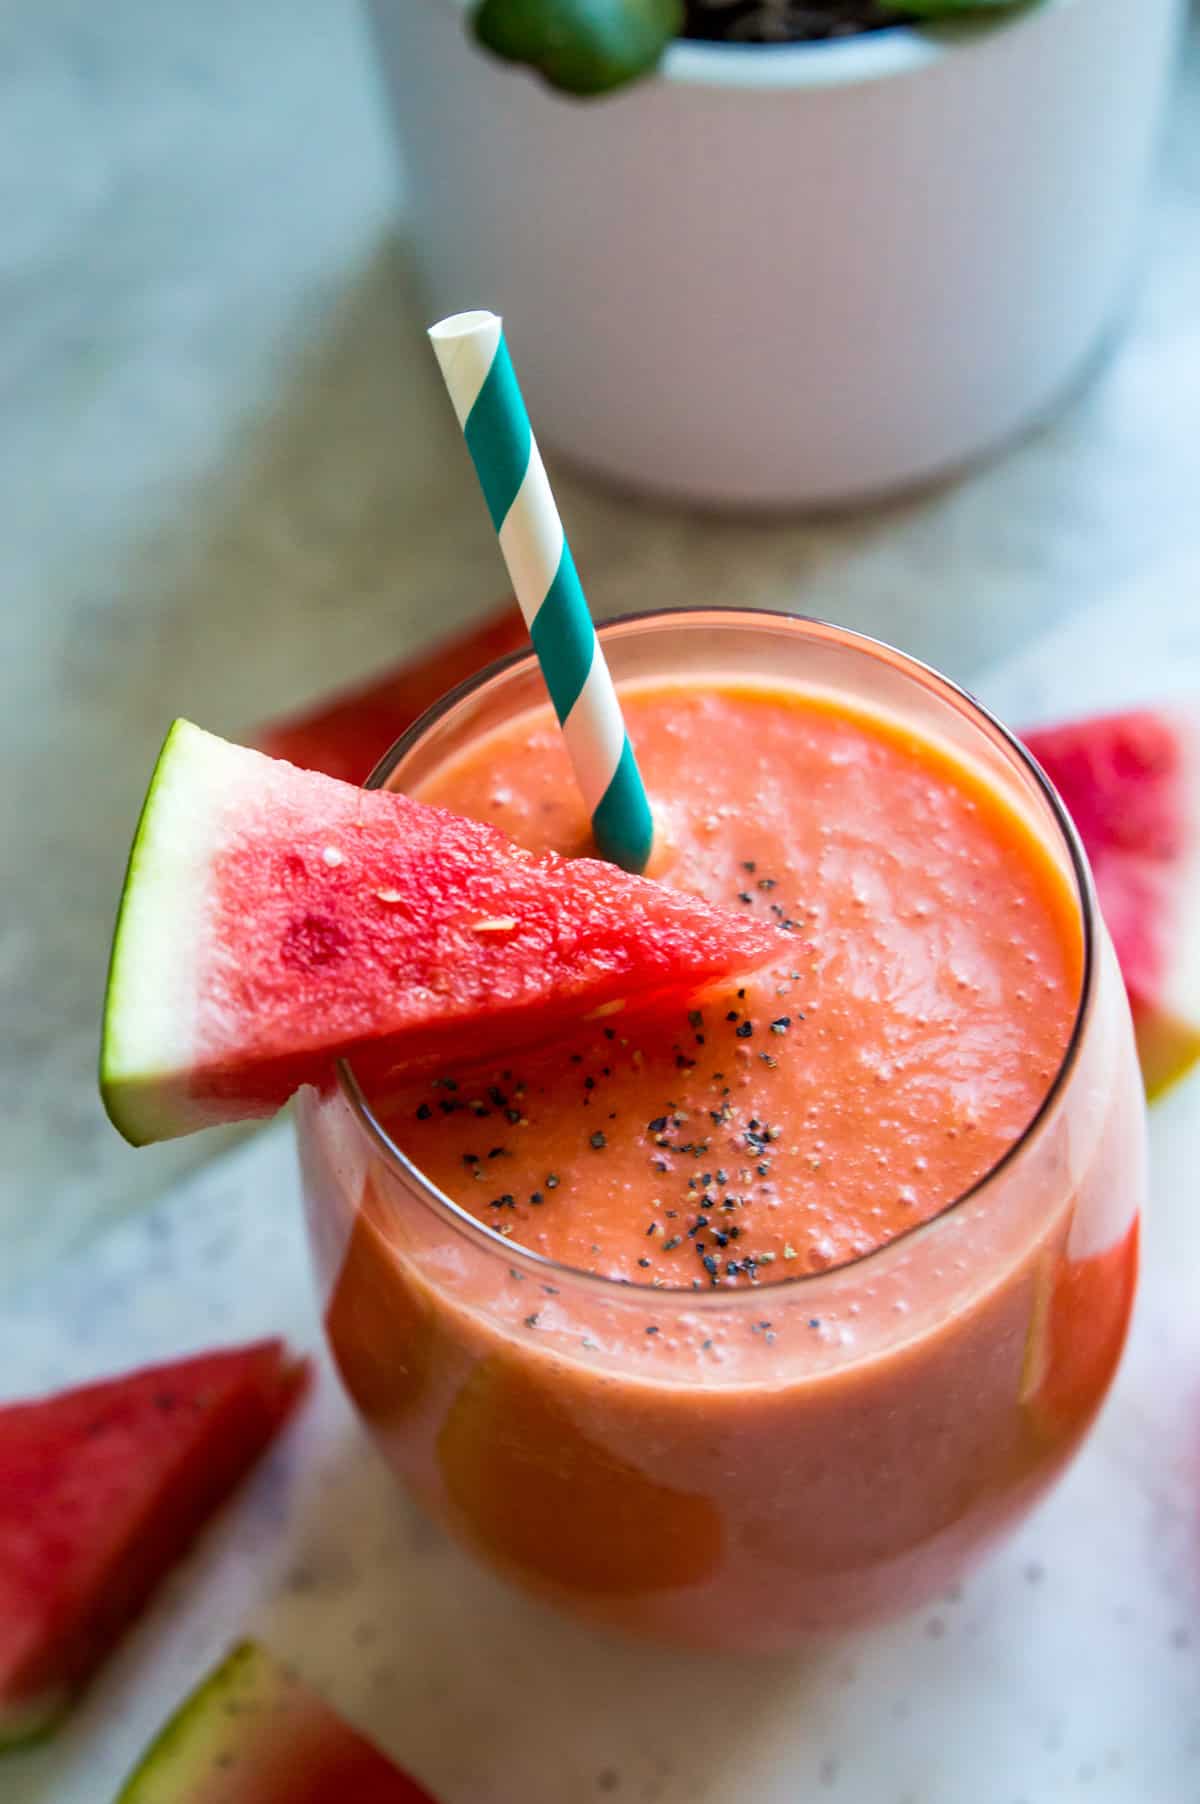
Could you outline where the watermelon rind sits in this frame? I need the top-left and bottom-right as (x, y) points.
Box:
(114, 1640), (265, 1801)
(100, 721), (245, 1146)
(0, 1685), (67, 1754)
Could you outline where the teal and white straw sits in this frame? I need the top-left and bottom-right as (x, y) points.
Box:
(428, 310), (653, 875)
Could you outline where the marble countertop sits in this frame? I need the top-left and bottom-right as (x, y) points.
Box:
(2, 0), (1199, 1285)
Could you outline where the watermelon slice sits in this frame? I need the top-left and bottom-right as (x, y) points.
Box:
(100, 721), (785, 1146)
(1023, 706), (1200, 1097)
(115, 1640), (436, 1802)
(0, 1342), (306, 1748)
(255, 604), (526, 784)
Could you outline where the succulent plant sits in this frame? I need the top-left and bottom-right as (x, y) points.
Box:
(471, 0), (1026, 95)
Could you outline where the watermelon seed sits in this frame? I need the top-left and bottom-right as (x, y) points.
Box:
(470, 916), (518, 933)
(321, 845), (345, 867)
(375, 888), (404, 903)
(585, 998), (626, 1021)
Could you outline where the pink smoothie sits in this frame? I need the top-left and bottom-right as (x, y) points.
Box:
(306, 670), (1141, 1645)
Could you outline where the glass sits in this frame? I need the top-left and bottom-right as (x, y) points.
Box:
(297, 610), (1145, 1652)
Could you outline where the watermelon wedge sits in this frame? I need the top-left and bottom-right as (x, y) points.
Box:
(1023, 706), (1200, 1097)
(101, 721), (785, 1146)
(255, 604), (526, 784)
(0, 1342), (307, 1749)
(115, 1640), (436, 1803)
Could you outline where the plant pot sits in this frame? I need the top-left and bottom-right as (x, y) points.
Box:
(368, 0), (1183, 509)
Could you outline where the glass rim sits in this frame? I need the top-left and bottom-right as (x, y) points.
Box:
(336, 606), (1097, 1306)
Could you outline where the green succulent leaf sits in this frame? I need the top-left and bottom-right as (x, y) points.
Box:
(472, 0), (684, 97)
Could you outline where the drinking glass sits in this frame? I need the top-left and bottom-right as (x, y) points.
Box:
(298, 611), (1145, 1652)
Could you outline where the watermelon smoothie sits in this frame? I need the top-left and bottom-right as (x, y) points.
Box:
(298, 612), (1145, 1650)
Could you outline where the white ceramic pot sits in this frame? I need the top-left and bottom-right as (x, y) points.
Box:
(369, 0), (1183, 509)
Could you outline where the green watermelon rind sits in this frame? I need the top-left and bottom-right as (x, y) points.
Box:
(100, 721), (236, 1147)
(114, 1639), (265, 1801)
(0, 1687), (69, 1755)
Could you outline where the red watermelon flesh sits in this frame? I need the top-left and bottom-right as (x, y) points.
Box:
(0, 1343), (307, 1748)
(1023, 705), (1200, 1097)
(116, 1640), (437, 1803)
(101, 721), (786, 1146)
(255, 604), (526, 785)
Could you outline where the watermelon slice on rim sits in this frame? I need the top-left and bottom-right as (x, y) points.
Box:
(0, 1342), (306, 1748)
(114, 1639), (437, 1802)
(1023, 705), (1200, 1098)
(100, 721), (785, 1147)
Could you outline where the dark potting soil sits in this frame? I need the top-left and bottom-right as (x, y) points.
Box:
(680, 1), (917, 42)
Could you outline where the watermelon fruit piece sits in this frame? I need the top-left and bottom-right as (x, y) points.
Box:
(101, 721), (786, 1146)
(1023, 705), (1200, 1098)
(115, 1639), (437, 1802)
(255, 604), (526, 784)
(0, 1342), (307, 1749)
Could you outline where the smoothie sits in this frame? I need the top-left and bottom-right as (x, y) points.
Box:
(299, 614), (1143, 1648)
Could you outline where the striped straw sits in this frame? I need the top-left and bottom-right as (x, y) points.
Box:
(428, 311), (653, 875)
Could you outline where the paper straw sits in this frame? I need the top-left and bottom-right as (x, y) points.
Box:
(428, 310), (654, 875)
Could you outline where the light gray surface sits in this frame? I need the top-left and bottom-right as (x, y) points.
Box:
(5, 579), (1199, 1804)
(1, 0), (1199, 1282)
